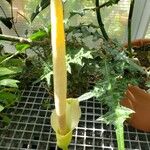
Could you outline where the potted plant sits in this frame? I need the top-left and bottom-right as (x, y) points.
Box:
(0, 54), (24, 124)
(121, 84), (150, 132)
(121, 37), (150, 132)
(120, 0), (150, 132)
(90, 0), (150, 149)
(0, 0), (150, 149)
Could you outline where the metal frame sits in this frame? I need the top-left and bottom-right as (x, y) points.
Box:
(131, 0), (150, 39)
(0, 83), (150, 150)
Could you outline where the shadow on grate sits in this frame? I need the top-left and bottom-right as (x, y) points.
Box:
(0, 83), (150, 150)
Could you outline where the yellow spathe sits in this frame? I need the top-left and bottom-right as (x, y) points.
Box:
(51, 99), (81, 149)
(50, 0), (81, 148)
(51, 0), (67, 116)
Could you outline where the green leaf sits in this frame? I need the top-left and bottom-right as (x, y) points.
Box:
(67, 63), (72, 74)
(128, 58), (146, 74)
(114, 105), (134, 125)
(31, 0), (50, 22)
(0, 79), (19, 88)
(29, 30), (47, 41)
(0, 67), (21, 77)
(67, 48), (93, 73)
(2, 115), (11, 125)
(0, 55), (24, 68)
(97, 105), (134, 125)
(146, 81), (150, 88)
(15, 43), (30, 52)
(42, 99), (51, 109)
(0, 91), (17, 106)
(0, 105), (4, 112)
(34, 62), (53, 86)
(77, 92), (94, 102)
(36, 71), (53, 86)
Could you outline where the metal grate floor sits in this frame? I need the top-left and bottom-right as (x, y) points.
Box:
(0, 83), (150, 150)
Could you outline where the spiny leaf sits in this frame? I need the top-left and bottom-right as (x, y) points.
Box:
(146, 81), (150, 88)
(97, 105), (134, 125)
(77, 92), (94, 102)
(67, 48), (93, 73)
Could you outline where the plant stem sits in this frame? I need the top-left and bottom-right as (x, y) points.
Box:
(10, 1), (20, 36)
(17, 11), (30, 24)
(115, 123), (125, 150)
(0, 6), (8, 18)
(127, 0), (135, 57)
(0, 34), (49, 46)
(0, 34), (31, 43)
(84, 0), (120, 11)
(95, 0), (109, 40)
(51, 0), (68, 135)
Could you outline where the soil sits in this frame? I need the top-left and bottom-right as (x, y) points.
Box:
(132, 44), (150, 91)
(133, 45), (150, 68)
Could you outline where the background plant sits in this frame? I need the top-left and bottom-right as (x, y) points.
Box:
(0, 54), (24, 124)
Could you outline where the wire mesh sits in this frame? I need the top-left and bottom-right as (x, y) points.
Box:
(0, 83), (150, 150)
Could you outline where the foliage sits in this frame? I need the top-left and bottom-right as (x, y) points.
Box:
(67, 47), (93, 73)
(146, 81), (150, 88)
(66, 47), (95, 97)
(31, 0), (50, 22)
(15, 27), (50, 52)
(90, 40), (145, 150)
(30, 0), (120, 22)
(0, 1), (148, 149)
(0, 55), (24, 124)
(14, 27), (51, 87)
(92, 40), (142, 123)
(14, 25), (97, 97)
